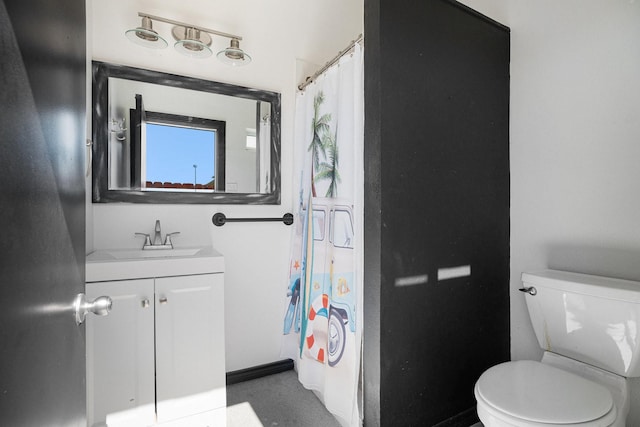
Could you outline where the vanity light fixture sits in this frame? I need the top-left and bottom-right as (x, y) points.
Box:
(125, 12), (251, 65)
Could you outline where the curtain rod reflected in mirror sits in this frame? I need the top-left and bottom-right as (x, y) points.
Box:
(91, 61), (281, 204)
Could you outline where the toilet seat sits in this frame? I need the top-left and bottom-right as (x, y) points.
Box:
(475, 360), (617, 426)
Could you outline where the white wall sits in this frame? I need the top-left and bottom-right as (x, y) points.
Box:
(459, 0), (640, 422)
(88, 0), (362, 372)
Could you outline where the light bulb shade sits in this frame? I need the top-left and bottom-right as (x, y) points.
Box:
(172, 26), (212, 58)
(125, 17), (168, 49)
(174, 39), (213, 58)
(216, 39), (251, 66)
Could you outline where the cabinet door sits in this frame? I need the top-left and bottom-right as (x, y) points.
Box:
(155, 274), (226, 423)
(86, 279), (155, 427)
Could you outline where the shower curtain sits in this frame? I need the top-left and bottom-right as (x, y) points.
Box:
(281, 44), (363, 427)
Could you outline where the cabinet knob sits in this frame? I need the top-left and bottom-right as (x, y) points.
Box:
(159, 297), (168, 304)
(141, 299), (150, 308)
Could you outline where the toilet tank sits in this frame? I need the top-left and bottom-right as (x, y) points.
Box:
(522, 270), (640, 377)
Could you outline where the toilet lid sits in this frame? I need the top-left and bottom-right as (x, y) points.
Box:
(476, 361), (614, 424)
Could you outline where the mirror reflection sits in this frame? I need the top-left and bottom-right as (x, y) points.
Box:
(141, 111), (224, 191)
(92, 62), (281, 204)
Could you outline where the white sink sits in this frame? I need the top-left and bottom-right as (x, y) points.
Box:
(86, 246), (224, 282)
(105, 247), (203, 260)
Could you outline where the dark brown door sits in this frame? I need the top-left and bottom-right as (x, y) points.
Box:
(0, 1), (87, 425)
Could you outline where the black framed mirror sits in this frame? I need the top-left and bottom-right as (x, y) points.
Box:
(92, 61), (281, 204)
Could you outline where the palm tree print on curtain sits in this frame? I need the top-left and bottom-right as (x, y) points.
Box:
(315, 127), (340, 197)
(309, 91), (340, 197)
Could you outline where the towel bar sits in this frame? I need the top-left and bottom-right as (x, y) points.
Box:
(212, 212), (293, 227)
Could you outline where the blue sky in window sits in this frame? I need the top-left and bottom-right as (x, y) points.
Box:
(146, 123), (215, 184)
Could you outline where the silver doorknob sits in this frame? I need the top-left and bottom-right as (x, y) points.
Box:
(74, 293), (113, 325)
(159, 297), (168, 304)
(141, 299), (150, 308)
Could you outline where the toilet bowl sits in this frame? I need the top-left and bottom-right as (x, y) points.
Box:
(475, 358), (623, 427)
(475, 270), (640, 427)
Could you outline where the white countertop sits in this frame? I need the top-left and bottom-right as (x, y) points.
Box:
(86, 246), (224, 282)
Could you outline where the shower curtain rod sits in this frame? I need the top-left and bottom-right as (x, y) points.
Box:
(298, 33), (363, 91)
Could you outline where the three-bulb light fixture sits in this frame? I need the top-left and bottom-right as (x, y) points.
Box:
(125, 13), (251, 66)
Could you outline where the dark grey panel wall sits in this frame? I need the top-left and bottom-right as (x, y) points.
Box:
(364, 0), (510, 425)
(363, 0), (383, 423)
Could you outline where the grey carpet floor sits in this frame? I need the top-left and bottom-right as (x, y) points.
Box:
(226, 370), (482, 427)
(226, 369), (340, 427)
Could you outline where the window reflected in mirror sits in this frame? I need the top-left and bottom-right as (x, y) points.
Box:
(143, 115), (224, 192)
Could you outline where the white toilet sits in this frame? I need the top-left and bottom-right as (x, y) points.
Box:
(475, 269), (640, 427)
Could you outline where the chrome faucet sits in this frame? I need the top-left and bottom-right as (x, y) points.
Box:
(153, 220), (162, 246)
(135, 220), (180, 250)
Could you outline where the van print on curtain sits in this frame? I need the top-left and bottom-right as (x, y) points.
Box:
(281, 44), (364, 427)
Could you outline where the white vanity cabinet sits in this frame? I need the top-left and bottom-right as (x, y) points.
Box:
(87, 278), (156, 427)
(86, 247), (225, 427)
(154, 274), (225, 424)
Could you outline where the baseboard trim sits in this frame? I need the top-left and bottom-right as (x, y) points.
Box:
(226, 359), (294, 385)
(432, 406), (479, 427)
